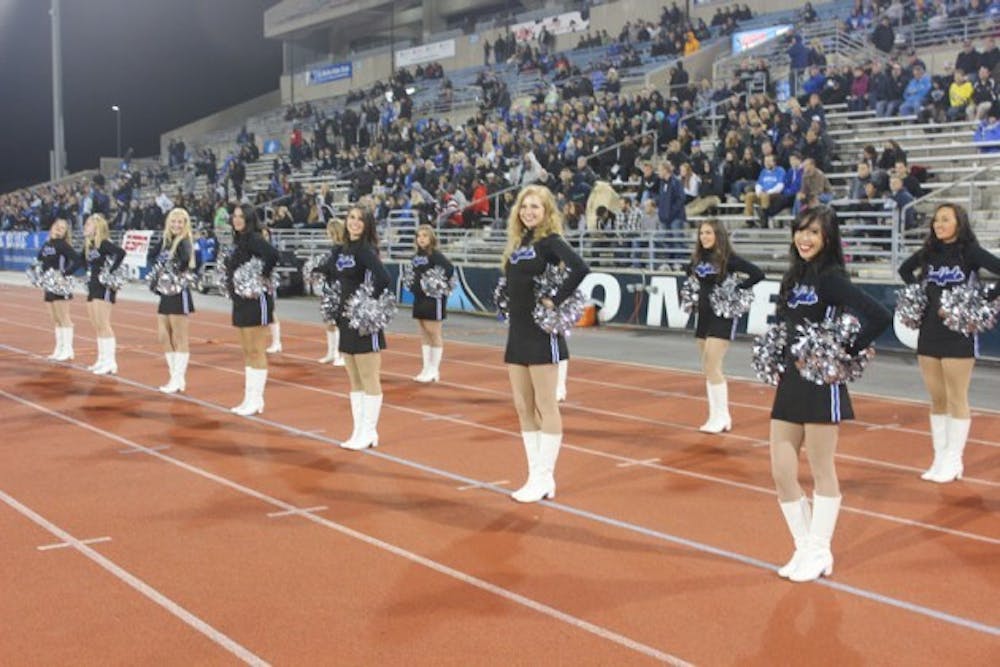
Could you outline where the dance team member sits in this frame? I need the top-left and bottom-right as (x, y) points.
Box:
(898, 202), (1000, 483)
(321, 206), (391, 450)
(156, 208), (197, 394)
(226, 204), (280, 416)
(83, 213), (126, 375)
(771, 207), (890, 582)
(687, 219), (764, 432)
(37, 218), (80, 361)
(262, 226), (283, 354)
(502, 185), (589, 503)
(410, 224), (454, 383)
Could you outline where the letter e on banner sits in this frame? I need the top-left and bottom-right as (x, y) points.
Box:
(746, 280), (780, 335)
(645, 276), (690, 329)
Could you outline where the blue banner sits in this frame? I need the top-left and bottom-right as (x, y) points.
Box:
(0, 232), (47, 272)
(305, 62), (352, 86)
(385, 263), (1000, 359)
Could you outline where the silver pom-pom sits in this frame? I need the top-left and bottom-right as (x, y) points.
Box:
(303, 253), (329, 292)
(710, 275), (754, 319)
(25, 262), (43, 288)
(939, 284), (1000, 336)
(532, 264), (585, 336)
(147, 256), (193, 296)
(345, 279), (397, 335)
(319, 280), (342, 323)
(791, 314), (873, 385)
(680, 276), (700, 314)
(494, 277), (509, 322)
(400, 263), (415, 291)
(233, 256), (271, 299)
(29, 264), (76, 296)
(98, 262), (129, 291)
(420, 265), (454, 298)
(895, 283), (927, 329)
(751, 322), (788, 386)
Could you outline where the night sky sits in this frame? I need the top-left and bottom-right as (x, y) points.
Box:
(0, 0), (282, 192)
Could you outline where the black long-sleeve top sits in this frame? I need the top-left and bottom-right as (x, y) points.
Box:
(86, 240), (126, 291)
(898, 241), (1000, 304)
(688, 253), (765, 319)
(37, 238), (81, 276)
(780, 263), (892, 352)
(505, 230), (589, 324)
(410, 249), (454, 298)
(323, 239), (391, 305)
(157, 238), (194, 273)
(224, 232), (281, 298)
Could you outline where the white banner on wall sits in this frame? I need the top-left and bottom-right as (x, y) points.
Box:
(395, 39), (456, 67)
(511, 11), (589, 42)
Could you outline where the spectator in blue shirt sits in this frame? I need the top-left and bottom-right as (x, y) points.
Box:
(899, 64), (932, 116)
(743, 154), (786, 227)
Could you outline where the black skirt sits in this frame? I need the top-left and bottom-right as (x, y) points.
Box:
(917, 313), (978, 359)
(771, 361), (854, 424)
(694, 309), (738, 340)
(87, 285), (116, 304)
(504, 313), (568, 366)
(337, 317), (386, 354)
(43, 291), (72, 302)
(412, 294), (447, 321)
(232, 293), (274, 328)
(157, 289), (195, 315)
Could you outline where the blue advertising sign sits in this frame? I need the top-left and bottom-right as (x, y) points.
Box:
(305, 62), (352, 86)
(0, 231), (47, 271)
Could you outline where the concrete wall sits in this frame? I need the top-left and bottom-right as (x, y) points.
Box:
(159, 90), (282, 158)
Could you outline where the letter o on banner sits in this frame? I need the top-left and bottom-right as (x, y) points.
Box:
(578, 272), (621, 322)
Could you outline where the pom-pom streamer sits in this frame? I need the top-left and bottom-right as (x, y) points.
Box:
(939, 283), (1000, 336)
(679, 276), (699, 314)
(894, 283), (927, 329)
(751, 322), (788, 386)
(532, 264), (585, 336)
(345, 279), (397, 335)
(27, 263), (76, 297)
(319, 280), (342, 324)
(493, 277), (509, 323)
(710, 275), (754, 319)
(98, 262), (129, 291)
(232, 257), (271, 299)
(420, 266), (454, 298)
(790, 314), (873, 385)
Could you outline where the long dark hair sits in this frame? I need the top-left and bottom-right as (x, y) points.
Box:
(234, 203), (264, 237)
(690, 219), (732, 280)
(346, 206), (379, 247)
(778, 206), (845, 314)
(918, 203), (977, 278)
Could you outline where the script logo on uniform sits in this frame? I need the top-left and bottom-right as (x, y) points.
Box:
(787, 284), (819, 308)
(509, 246), (536, 264)
(42, 246), (56, 256)
(411, 256), (429, 267)
(336, 254), (356, 271)
(87, 249), (101, 261)
(926, 265), (965, 286)
(693, 262), (717, 278)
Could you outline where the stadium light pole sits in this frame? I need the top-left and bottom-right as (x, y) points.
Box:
(50, 0), (67, 179)
(111, 105), (122, 158)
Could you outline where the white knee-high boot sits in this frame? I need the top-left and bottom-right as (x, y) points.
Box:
(233, 368), (266, 416)
(318, 330), (338, 364)
(921, 413), (949, 480)
(511, 431), (542, 502)
(414, 344), (433, 382)
(340, 391), (365, 448)
(556, 359), (568, 402)
(789, 495), (841, 582)
(47, 328), (62, 360)
(777, 497), (812, 578)
(87, 338), (105, 371)
(342, 394), (382, 450)
(513, 432), (560, 503)
(93, 338), (118, 375)
(428, 346), (443, 381)
(54, 327), (74, 361)
(927, 417), (971, 483)
(700, 382), (732, 433)
(266, 322), (282, 353)
(231, 366), (252, 413)
(159, 353), (177, 393)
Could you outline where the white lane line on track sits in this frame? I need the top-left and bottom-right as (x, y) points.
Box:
(0, 389), (690, 666)
(0, 490), (269, 666)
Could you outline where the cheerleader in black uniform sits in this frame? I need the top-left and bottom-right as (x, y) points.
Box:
(156, 208), (197, 394)
(503, 185), (589, 503)
(898, 203), (1000, 483)
(316, 219), (346, 366)
(322, 206), (391, 450)
(771, 207), (890, 582)
(225, 204), (281, 416)
(37, 218), (81, 361)
(83, 213), (125, 375)
(411, 224), (454, 383)
(687, 219), (764, 433)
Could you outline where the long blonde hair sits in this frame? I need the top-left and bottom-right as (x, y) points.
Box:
(163, 208), (196, 269)
(49, 218), (72, 244)
(326, 218), (345, 244)
(501, 184), (563, 266)
(415, 223), (438, 253)
(84, 213), (110, 254)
